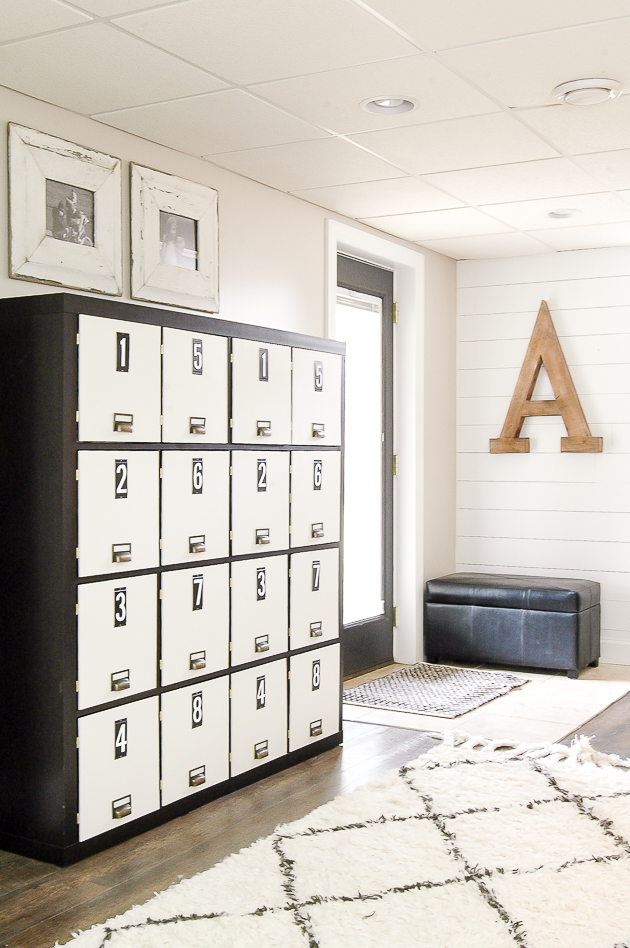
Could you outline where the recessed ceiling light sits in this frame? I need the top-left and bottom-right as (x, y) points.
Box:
(547, 208), (583, 219)
(553, 78), (622, 106)
(361, 96), (416, 114)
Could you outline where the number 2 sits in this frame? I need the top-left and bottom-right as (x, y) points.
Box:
(114, 719), (128, 758)
(115, 460), (128, 498)
(257, 459), (267, 492)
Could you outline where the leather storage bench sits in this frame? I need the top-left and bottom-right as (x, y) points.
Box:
(424, 572), (600, 678)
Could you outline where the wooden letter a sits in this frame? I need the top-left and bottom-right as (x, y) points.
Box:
(490, 301), (602, 454)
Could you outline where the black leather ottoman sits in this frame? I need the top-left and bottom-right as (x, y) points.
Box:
(424, 572), (600, 678)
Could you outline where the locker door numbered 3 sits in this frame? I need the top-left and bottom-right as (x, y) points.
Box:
(230, 555), (288, 666)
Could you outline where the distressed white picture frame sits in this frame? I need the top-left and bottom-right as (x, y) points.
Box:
(9, 124), (122, 296)
(131, 164), (219, 313)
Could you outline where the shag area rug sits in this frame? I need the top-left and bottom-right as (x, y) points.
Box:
(62, 733), (630, 948)
(343, 663), (527, 717)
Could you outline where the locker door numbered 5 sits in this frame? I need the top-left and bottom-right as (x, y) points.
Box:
(162, 328), (228, 444)
(291, 349), (342, 446)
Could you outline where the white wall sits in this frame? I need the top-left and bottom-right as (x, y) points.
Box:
(457, 247), (630, 664)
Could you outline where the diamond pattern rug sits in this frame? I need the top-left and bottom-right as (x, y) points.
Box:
(63, 733), (630, 948)
(343, 663), (528, 717)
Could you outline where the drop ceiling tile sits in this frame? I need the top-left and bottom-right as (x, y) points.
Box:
(115, 0), (418, 85)
(526, 222), (630, 251)
(576, 150), (630, 190)
(423, 158), (604, 205)
(522, 96), (630, 155)
(349, 113), (558, 175)
(251, 54), (499, 135)
(359, 207), (512, 241)
(0, 22), (226, 114)
(291, 176), (463, 218)
(440, 18), (630, 109)
(0, 0), (91, 43)
(363, 0), (630, 51)
(70, 0), (182, 13)
(208, 138), (405, 192)
(483, 193), (630, 231)
(417, 232), (554, 260)
(97, 89), (328, 154)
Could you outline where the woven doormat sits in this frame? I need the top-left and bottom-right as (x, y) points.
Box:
(343, 663), (528, 718)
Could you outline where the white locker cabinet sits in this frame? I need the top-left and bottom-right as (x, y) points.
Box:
(78, 696), (160, 842)
(289, 644), (340, 752)
(230, 451), (290, 555)
(162, 328), (228, 444)
(160, 678), (229, 806)
(77, 574), (158, 710)
(289, 548), (339, 650)
(230, 659), (288, 777)
(78, 314), (161, 443)
(230, 555), (288, 666)
(290, 450), (341, 548)
(77, 451), (160, 577)
(231, 339), (292, 445)
(292, 349), (342, 446)
(161, 451), (230, 565)
(161, 564), (229, 686)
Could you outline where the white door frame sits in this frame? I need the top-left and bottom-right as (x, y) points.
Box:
(325, 220), (425, 664)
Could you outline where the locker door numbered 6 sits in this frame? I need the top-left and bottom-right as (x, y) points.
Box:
(161, 451), (230, 565)
(290, 450), (341, 548)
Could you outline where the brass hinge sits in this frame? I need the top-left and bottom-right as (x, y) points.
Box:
(76, 333), (80, 345)
(393, 455), (399, 476)
(160, 344), (164, 355)
(393, 302), (399, 324)
(393, 606), (398, 627)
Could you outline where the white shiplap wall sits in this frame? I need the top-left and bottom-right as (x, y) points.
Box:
(456, 247), (630, 665)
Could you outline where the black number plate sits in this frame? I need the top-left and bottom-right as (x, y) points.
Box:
(192, 338), (203, 375)
(259, 348), (269, 382)
(256, 675), (266, 709)
(256, 567), (266, 601)
(192, 691), (203, 728)
(114, 587), (127, 627)
(312, 560), (320, 591)
(312, 660), (321, 691)
(114, 718), (128, 759)
(192, 573), (204, 611)
(257, 459), (267, 491)
(116, 332), (130, 373)
(313, 459), (322, 490)
(192, 457), (203, 494)
(314, 360), (323, 392)
(115, 459), (128, 498)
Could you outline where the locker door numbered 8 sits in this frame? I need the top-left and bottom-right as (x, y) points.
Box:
(77, 573), (158, 710)
(78, 314), (161, 442)
(290, 450), (341, 548)
(291, 349), (342, 446)
(162, 328), (228, 444)
(78, 696), (159, 841)
(289, 644), (340, 752)
(161, 563), (229, 686)
(230, 659), (287, 777)
(161, 451), (230, 565)
(289, 548), (339, 650)
(231, 339), (291, 444)
(230, 451), (289, 555)
(230, 555), (288, 666)
(160, 678), (229, 806)
(77, 451), (160, 577)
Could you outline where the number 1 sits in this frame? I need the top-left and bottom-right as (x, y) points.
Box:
(116, 333), (130, 373)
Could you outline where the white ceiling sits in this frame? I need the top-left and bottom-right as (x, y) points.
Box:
(2, 0), (630, 259)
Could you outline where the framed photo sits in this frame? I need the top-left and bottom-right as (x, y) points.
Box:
(9, 124), (122, 295)
(131, 164), (218, 312)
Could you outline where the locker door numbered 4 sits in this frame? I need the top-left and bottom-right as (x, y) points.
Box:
(230, 555), (288, 666)
(290, 450), (341, 548)
(78, 696), (159, 842)
(289, 548), (339, 650)
(162, 328), (228, 444)
(230, 451), (289, 554)
(289, 644), (340, 752)
(231, 339), (292, 444)
(161, 451), (230, 565)
(160, 678), (229, 806)
(77, 574), (158, 710)
(230, 659), (287, 777)
(161, 564), (229, 686)
(291, 349), (342, 446)
(78, 314), (161, 442)
(77, 451), (160, 577)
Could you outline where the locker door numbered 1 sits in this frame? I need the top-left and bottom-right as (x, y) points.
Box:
(231, 339), (292, 444)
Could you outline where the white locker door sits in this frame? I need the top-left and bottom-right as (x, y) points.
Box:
(161, 451), (229, 565)
(289, 644), (340, 752)
(230, 555), (288, 667)
(78, 314), (161, 443)
(289, 548), (339, 651)
(161, 678), (229, 806)
(230, 659), (287, 777)
(78, 574), (157, 710)
(162, 328), (228, 444)
(78, 451), (160, 578)
(231, 451), (289, 555)
(290, 450), (341, 548)
(161, 564), (229, 686)
(78, 696), (159, 841)
(292, 349), (342, 446)
(231, 339), (291, 445)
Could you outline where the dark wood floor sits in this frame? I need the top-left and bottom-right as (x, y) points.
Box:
(2, 692), (629, 948)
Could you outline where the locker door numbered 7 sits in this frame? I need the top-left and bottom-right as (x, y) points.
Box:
(289, 548), (339, 649)
(231, 339), (292, 444)
(78, 314), (161, 442)
(291, 349), (342, 446)
(162, 328), (228, 443)
(161, 564), (229, 685)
